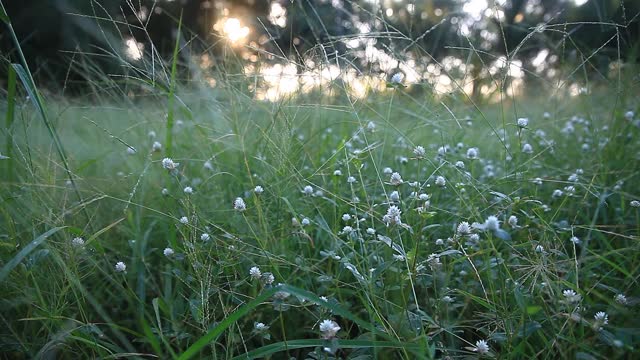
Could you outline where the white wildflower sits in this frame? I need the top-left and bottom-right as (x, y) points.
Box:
(114, 261), (126, 272)
(522, 143), (533, 154)
(347, 176), (357, 183)
(249, 266), (262, 279)
(333, 170), (342, 176)
(455, 160), (465, 169)
(302, 185), (314, 195)
(457, 221), (471, 235)
(435, 176), (446, 187)
(563, 289), (582, 303)
(473, 339), (490, 354)
(319, 319), (341, 339)
(263, 272), (275, 284)
(552, 189), (563, 198)
(342, 213), (351, 222)
(200, 233), (210, 241)
(126, 146), (137, 155)
(624, 111), (634, 121)
(163, 248), (174, 257)
(383, 167), (393, 175)
(234, 197), (246, 211)
(254, 185), (264, 194)
(484, 216), (500, 231)
(570, 236), (581, 245)
(366, 228), (376, 235)
(179, 216), (189, 224)
(389, 190), (400, 202)
(413, 145), (426, 158)
(161, 157), (179, 170)
(183, 186), (193, 195)
(594, 311), (608, 326)
(152, 141), (162, 152)
(508, 215), (518, 228)
(390, 73), (403, 84)
(382, 205), (402, 226)
(71, 237), (85, 247)
(254, 322), (269, 332)
(389, 172), (403, 186)
(630, 200), (640, 208)
(517, 117), (529, 128)
(301, 217), (310, 226)
(615, 294), (627, 305)
(466, 147), (478, 159)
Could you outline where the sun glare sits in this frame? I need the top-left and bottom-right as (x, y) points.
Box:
(214, 17), (250, 45)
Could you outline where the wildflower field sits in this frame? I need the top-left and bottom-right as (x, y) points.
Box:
(2, 2), (640, 359)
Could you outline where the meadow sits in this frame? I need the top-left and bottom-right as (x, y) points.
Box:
(2, 8), (640, 360)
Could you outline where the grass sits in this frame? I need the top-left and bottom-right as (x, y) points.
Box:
(1, 4), (640, 359)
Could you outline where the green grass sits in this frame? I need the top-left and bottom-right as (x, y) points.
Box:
(1, 5), (640, 359)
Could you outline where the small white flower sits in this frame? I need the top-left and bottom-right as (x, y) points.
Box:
(162, 157), (179, 170)
(535, 244), (545, 253)
(624, 111), (634, 121)
(183, 186), (193, 195)
(161, 188), (169, 196)
(508, 215), (518, 228)
(249, 266), (262, 279)
(419, 193), (429, 201)
(473, 339), (490, 354)
(615, 294), (627, 305)
(340, 226), (354, 234)
(532, 177), (543, 185)
(179, 216), (189, 224)
(152, 141), (162, 152)
(234, 197), (246, 211)
(564, 185), (576, 195)
(594, 311), (608, 326)
(568, 173), (579, 182)
(389, 172), (403, 186)
(200, 233), (210, 241)
(389, 190), (400, 202)
(301, 218), (310, 226)
(392, 254), (405, 261)
(333, 170), (342, 176)
(435, 176), (446, 187)
(455, 160), (465, 169)
(563, 289), (582, 303)
(254, 185), (264, 194)
(319, 319), (341, 338)
(71, 237), (85, 247)
(517, 117), (529, 128)
(347, 176), (357, 183)
(126, 146), (137, 155)
(148, 130), (157, 138)
(382, 205), (402, 226)
(457, 221), (471, 235)
(390, 72), (403, 84)
(522, 143), (533, 154)
(466, 147), (478, 159)
(543, 112), (551, 119)
(383, 167), (393, 175)
(630, 200), (640, 208)
(342, 213), (351, 222)
(302, 185), (314, 195)
(484, 216), (500, 230)
(570, 236), (581, 245)
(552, 189), (564, 198)
(435, 238), (444, 246)
(115, 261), (126, 272)
(163, 248), (174, 257)
(203, 161), (214, 171)
(263, 272), (275, 284)
(413, 145), (426, 158)
(254, 322), (269, 332)
(366, 227), (376, 235)
(366, 121), (376, 132)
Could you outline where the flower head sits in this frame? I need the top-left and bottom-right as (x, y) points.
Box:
(484, 215), (500, 231)
(435, 176), (446, 187)
(333, 170), (342, 176)
(390, 73), (403, 84)
(152, 141), (162, 152)
(319, 319), (341, 339)
(594, 311), (608, 326)
(254, 322), (269, 332)
(473, 340), (490, 354)
(254, 185), (264, 194)
(522, 143), (533, 154)
(508, 215), (518, 228)
(615, 293), (627, 305)
(71, 237), (85, 247)
(517, 117), (529, 128)
(457, 221), (471, 235)
(163, 248), (174, 257)
(389, 172), (403, 186)
(347, 176), (357, 183)
(162, 157), (179, 170)
(563, 289), (582, 303)
(413, 145), (426, 158)
(183, 186), (193, 195)
(630, 200), (640, 208)
(200, 233), (210, 241)
(179, 216), (189, 224)
(302, 185), (314, 195)
(466, 147), (478, 159)
(115, 261), (126, 272)
(234, 197), (246, 211)
(382, 205), (402, 226)
(249, 266), (262, 279)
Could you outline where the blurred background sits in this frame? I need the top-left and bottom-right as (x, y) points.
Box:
(1, 0), (638, 101)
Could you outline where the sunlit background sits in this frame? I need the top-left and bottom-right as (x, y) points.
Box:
(3, 0), (638, 102)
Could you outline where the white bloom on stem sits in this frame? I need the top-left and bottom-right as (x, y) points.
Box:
(466, 147), (478, 159)
(163, 248), (174, 257)
(179, 216), (189, 224)
(115, 261), (126, 272)
(301, 218), (310, 226)
(254, 322), (269, 332)
(333, 170), (342, 176)
(563, 289), (582, 303)
(254, 185), (264, 194)
(615, 294), (627, 305)
(249, 266), (262, 279)
(630, 200), (640, 208)
(347, 176), (357, 183)
(435, 176), (446, 187)
(234, 197), (246, 211)
(382, 205), (402, 226)
(594, 311), (608, 326)
(162, 157), (179, 170)
(484, 216), (500, 230)
(200, 233), (210, 241)
(508, 215), (518, 228)
(342, 213), (351, 222)
(152, 141), (162, 152)
(413, 145), (426, 158)
(389, 172), (403, 186)
(457, 221), (471, 235)
(71, 237), (85, 247)
(390, 73), (403, 84)
(319, 319), (341, 339)
(302, 185), (314, 195)
(183, 186), (193, 195)
(522, 143), (533, 154)
(389, 190), (400, 202)
(517, 117), (529, 128)
(473, 340), (490, 354)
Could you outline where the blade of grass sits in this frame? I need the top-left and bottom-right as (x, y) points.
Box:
(164, 11), (182, 158)
(232, 339), (424, 360)
(0, 0), (88, 221)
(4, 64), (16, 178)
(0, 226), (64, 283)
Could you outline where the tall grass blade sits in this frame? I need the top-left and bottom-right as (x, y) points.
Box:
(164, 12), (182, 158)
(0, 226), (63, 283)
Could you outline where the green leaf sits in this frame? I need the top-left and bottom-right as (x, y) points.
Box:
(0, 3), (9, 24)
(0, 227), (63, 283)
